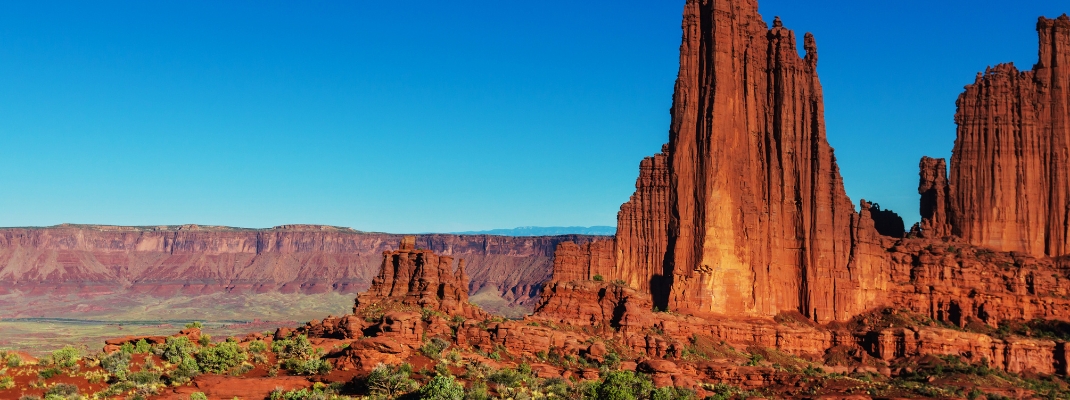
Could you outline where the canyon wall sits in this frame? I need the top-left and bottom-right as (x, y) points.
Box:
(0, 224), (605, 307)
(946, 15), (1070, 257)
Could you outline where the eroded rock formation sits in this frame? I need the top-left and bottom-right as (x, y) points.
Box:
(355, 236), (485, 319)
(946, 15), (1070, 257)
(918, 157), (953, 239)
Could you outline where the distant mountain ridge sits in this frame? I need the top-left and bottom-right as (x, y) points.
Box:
(452, 226), (616, 236)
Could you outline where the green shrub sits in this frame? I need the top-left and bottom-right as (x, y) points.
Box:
(419, 374), (464, 400)
(50, 346), (80, 370)
(488, 367), (525, 387)
(129, 369), (162, 385)
(463, 382), (491, 400)
(705, 383), (752, 400)
(366, 363), (418, 398)
(134, 339), (152, 354)
(268, 385), (344, 400)
(4, 352), (21, 367)
(273, 335), (314, 359)
(185, 322), (203, 329)
(0, 375), (14, 389)
(651, 387), (695, 400)
(420, 337), (450, 359)
(195, 342), (248, 374)
(594, 371), (654, 400)
(198, 334), (212, 347)
(166, 356), (201, 384)
(38, 367), (62, 379)
(162, 336), (197, 364)
(44, 383), (79, 398)
(120, 342), (135, 354)
(101, 351), (132, 378)
(189, 393), (208, 400)
(281, 358), (331, 376)
(593, 274), (605, 282)
(248, 340), (267, 354)
(274, 335), (329, 375)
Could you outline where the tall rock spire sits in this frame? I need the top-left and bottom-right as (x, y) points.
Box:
(948, 15), (1070, 257)
(659, 0), (883, 322)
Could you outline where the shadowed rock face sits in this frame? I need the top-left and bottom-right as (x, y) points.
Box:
(918, 157), (953, 239)
(947, 15), (1070, 257)
(0, 224), (606, 308)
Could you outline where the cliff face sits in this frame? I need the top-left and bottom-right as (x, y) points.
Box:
(614, 145), (671, 293)
(662, 0), (881, 322)
(0, 224), (605, 307)
(548, 240), (616, 284)
(948, 15), (1070, 257)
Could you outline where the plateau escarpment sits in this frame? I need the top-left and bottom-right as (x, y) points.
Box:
(0, 224), (606, 312)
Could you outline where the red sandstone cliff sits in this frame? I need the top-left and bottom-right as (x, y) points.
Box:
(614, 145), (671, 293)
(0, 224), (605, 308)
(947, 15), (1070, 257)
(664, 1), (884, 322)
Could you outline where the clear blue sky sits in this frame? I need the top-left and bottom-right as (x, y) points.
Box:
(0, 1), (1065, 233)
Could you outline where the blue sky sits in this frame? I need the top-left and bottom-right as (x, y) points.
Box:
(0, 1), (1065, 233)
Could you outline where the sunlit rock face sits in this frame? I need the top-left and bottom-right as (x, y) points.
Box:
(948, 15), (1070, 258)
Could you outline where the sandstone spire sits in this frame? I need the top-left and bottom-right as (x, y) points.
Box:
(918, 157), (953, 239)
(659, 0), (883, 322)
(948, 15), (1070, 257)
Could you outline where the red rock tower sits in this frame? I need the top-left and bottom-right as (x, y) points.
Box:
(664, 0), (878, 322)
(948, 15), (1070, 258)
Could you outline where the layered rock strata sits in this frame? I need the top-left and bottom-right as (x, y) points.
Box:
(946, 15), (1070, 257)
(0, 224), (605, 307)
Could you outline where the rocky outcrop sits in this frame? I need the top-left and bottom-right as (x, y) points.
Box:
(534, 280), (655, 333)
(883, 239), (1070, 328)
(615, 145), (671, 293)
(0, 224), (606, 309)
(947, 15), (1070, 257)
(866, 326), (1062, 375)
(918, 157), (953, 239)
(355, 236), (485, 319)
